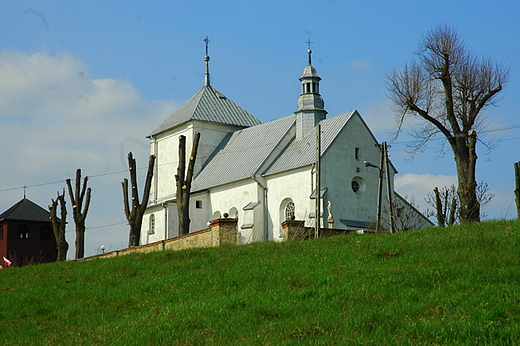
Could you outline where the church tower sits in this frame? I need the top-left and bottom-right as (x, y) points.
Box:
(294, 43), (327, 140)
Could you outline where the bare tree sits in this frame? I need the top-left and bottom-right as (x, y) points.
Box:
(122, 152), (156, 247)
(66, 169), (92, 259)
(426, 182), (494, 226)
(382, 195), (432, 232)
(387, 24), (508, 223)
(427, 185), (458, 227)
(49, 189), (69, 261)
(175, 132), (201, 235)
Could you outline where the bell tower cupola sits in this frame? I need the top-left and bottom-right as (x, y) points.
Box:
(294, 39), (327, 140)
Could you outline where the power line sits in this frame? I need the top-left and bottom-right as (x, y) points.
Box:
(2, 123), (520, 194)
(389, 123), (520, 148)
(0, 167), (146, 194)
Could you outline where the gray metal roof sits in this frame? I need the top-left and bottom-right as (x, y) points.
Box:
(264, 111), (357, 176)
(191, 115), (296, 191)
(0, 198), (51, 222)
(189, 110), (382, 192)
(149, 85), (262, 137)
(300, 64), (321, 79)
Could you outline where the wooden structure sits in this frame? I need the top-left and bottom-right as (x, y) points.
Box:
(0, 198), (57, 266)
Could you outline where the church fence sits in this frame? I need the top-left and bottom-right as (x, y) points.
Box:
(88, 217), (238, 259)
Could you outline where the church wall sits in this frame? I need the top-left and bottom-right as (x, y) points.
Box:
(149, 121), (242, 204)
(142, 191), (212, 245)
(320, 113), (389, 227)
(189, 191), (212, 235)
(265, 167), (313, 240)
(208, 179), (261, 243)
(141, 204), (164, 245)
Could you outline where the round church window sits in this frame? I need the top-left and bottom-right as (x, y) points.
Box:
(351, 176), (366, 194)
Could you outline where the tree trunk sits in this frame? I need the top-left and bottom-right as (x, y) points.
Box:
(66, 169), (92, 259)
(448, 197), (457, 226)
(515, 162), (520, 219)
(75, 222), (85, 259)
(176, 133), (201, 235)
(454, 131), (480, 223)
(49, 190), (69, 261)
(433, 187), (445, 227)
(122, 153), (155, 247)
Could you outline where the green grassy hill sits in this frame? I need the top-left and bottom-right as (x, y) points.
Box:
(1, 220), (520, 345)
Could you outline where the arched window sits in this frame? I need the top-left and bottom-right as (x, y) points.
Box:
(285, 201), (295, 220)
(17, 224), (29, 239)
(212, 211), (221, 220)
(149, 214), (155, 235)
(355, 147), (360, 160)
(229, 207), (238, 219)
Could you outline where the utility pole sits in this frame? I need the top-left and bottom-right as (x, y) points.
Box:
(315, 124), (321, 239)
(376, 144), (385, 233)
(383, 142), (395, 233)
(515, 162), (520, 219)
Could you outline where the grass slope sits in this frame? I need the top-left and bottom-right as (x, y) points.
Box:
(1, 220), (520, 345)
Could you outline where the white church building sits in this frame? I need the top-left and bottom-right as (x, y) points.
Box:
(141, 47), (431, 245)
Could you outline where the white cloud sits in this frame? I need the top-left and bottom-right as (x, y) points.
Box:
(0, 50), (177, 257)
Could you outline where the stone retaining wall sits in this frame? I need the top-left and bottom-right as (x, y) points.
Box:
(91, 218), (238, 259)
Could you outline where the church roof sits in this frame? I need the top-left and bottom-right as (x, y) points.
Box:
(264, 111), (357, 176)
(190, 111), (369, 191)
(191, 115), (296, 191)
(149, 85), (262, 137)
(0, 198), (51, 223)
(300, 64), (321, 79)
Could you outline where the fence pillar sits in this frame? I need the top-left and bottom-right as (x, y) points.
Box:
(281, 219), (309, 240)
(209, 217), (238, 246)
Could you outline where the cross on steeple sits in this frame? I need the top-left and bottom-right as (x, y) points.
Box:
(23, 185), (27, 198)
(306, 38), (313, 65)
(203, 36), (211, 86)
(204, 36), (210, 56)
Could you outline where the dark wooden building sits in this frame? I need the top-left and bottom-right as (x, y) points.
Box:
(0, 198), (58, 266)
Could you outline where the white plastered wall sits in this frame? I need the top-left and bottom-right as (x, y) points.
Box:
(320, 113), (395, 228)
(265, 167), (313, 240)
(149, 121), (241, 204)
(208, 179), (263, 243)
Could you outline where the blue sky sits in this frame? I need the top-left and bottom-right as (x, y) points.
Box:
(1, 0), (519, 257)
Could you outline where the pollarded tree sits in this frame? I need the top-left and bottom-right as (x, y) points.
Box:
(66, 169), (92, 259)
(176, 132), (201, 235)
(49, 189), (69, 261)
(387, 24), (508, 223)
(122, 152), (155, 247)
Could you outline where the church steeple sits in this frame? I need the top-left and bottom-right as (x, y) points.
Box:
(294, 39), (327, 140)
(204, 36), (211, 87)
